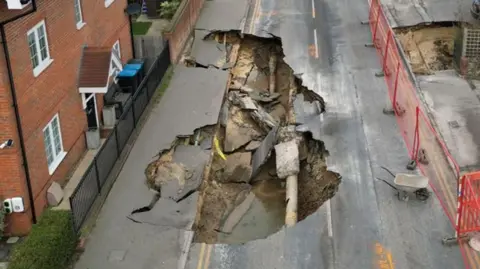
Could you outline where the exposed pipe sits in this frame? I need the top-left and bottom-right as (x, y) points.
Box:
(0, 0), (38, 224)
(268, 51), (277, 93)
(285, 174), (298, 227)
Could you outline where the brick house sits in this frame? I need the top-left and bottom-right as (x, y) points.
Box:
(0, 0), (133, 235)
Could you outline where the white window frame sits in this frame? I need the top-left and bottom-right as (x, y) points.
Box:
(109, 47), (123, 80)
(105, 0), (115, 8)
(113, 40), (121, 59)
(27, 20), (53, 77)
(74, 0), (86, 30)
(43, 114), (66, 175)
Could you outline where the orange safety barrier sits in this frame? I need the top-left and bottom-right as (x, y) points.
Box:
(367, 0), (463, 230)
(457, 173), (480, 236)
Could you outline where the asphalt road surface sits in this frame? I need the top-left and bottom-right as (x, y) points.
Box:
(186, 0), (466, 268)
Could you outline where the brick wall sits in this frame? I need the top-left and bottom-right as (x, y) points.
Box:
(164, 0), (204, 63)
(0, 0), (133, 235)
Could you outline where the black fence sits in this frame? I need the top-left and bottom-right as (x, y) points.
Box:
(69, 42), (171, 233)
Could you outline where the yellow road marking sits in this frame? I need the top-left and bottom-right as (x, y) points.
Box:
(308, 44), (317, 58)
(204, 245), (213, 269)
(374, 242), (395, 269)
(196, 243), (206, 269)
(312, 0), (316, 18)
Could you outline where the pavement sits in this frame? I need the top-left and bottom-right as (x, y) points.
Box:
(74, 66), (229, 269)
(379, 0), (476, 28)
(74, 0), (248, 268)
(183, 0), (466, 268)
(418, 71), (480, 172)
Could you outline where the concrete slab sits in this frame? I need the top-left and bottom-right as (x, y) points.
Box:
(195, 0), (249, 31)
(190, 36), (228, 67)
(418, 70), (480, 171)
(251, 126), (278, 177)
(171, 145), (210, 200)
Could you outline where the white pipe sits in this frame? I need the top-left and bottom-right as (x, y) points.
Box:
(285, 174), (298, 226)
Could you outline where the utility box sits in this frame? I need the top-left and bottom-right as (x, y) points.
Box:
(86, 128), (101, 149)
(103, 105), (117, 128)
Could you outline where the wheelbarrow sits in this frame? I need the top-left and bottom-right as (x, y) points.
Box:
(376, 166), (430, 202)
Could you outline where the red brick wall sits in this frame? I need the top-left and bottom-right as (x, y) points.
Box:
(0, 0), (133, 235)
(165, 0), (204, 63)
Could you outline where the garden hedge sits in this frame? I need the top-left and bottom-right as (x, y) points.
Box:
(8, 209), (78, 269)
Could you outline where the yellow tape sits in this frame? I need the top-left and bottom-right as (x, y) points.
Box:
(213, 136), (227, 161)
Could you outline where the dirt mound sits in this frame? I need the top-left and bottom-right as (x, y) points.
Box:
(396, 26), (456, 74)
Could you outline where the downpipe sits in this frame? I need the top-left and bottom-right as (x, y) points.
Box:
(0, 0), (38, 224)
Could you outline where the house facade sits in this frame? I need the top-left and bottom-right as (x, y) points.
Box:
(0, 0), (133, 235)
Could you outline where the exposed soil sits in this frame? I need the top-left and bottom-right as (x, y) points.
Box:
(395, 26), (456, 74)
(191, 33), (341, 244)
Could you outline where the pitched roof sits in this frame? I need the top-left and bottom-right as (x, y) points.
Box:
(78, 47), (112, 88)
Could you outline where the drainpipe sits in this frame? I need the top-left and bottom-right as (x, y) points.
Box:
(126, 0), (136, 59)
(0, 0), (38, 224)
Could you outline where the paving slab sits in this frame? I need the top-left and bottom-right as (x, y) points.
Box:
(196, 0), (249, 31)
(190, 30), (228, 67)
(418, 70), (480, 171)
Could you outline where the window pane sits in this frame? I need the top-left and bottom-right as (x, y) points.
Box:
(52, 117), (62, 155)
(37, 25), (48, 60)
(28, 33), (38, 68)
(113, 42), (120, 58)
(43, 127), (54, 165)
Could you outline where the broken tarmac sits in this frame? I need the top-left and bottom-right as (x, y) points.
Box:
(75, 0), (466, 268)
(75, 0), (339, 267)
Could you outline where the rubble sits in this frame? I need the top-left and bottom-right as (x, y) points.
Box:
(192, 34), (341, 243)
(395, 25), (456, 75)
(139, 30), (340, 243)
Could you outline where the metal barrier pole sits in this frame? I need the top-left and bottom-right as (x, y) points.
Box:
(132, 100), (137, 128)
(372, 2), (382, 44)
(412, 106), (420, 161)
(382, 31), (392, 74)
(93, 158), (101, 194)
(393, 61), (400, 113)
(114, 125), (121, 157)
(456, 175), (465, 238)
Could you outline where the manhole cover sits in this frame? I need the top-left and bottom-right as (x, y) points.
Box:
(448, 120), (460, 129)
(108, 250), (127, 262)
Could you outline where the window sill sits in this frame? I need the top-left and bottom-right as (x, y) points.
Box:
(33, 58), (54, 77)
(76, 22), (86, 30)
(105, 0), (114, 8)
(48, 151), (67, 175)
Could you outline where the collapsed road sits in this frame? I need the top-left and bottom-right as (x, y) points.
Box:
(133, 32), (341, 244)
(74, 0), (468, 268)
(181, 0), (468, 268)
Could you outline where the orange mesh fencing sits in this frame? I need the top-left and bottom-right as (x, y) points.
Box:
(367, 0), (461, 227)
(457, 173), (480, 235)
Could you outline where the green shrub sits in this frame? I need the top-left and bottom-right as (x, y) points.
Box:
(159, 0), (181, 20)
(8, 209), (78, 269)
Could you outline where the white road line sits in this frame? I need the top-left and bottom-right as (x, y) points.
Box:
(311, 0), (316, 18)
(326, 199), (333, 237)
(313, 29), (319, 59)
